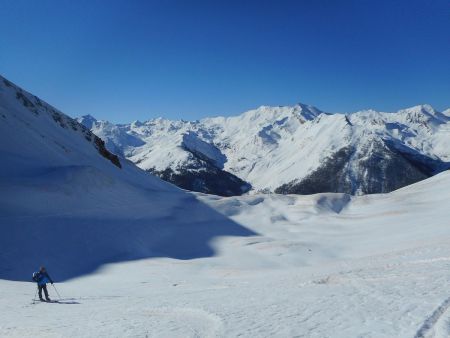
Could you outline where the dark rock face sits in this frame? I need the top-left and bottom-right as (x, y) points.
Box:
(148, 154), (251, 197)
(355, 141), (429, 194)
(9, 80), (122, 169)
(93, 136), (122, 168)
(146, 139), (251, 196)
(275, 147), (354, 195)
(383, 140), (448, 175)
(275, 141), (449, 195)
(149, 167), (250, 197)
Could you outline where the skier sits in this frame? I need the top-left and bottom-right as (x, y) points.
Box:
(32, 266), (54, 301)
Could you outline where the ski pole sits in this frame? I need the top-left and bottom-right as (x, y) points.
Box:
(52, 284), (62, 300)
(33, 286), (38, 303)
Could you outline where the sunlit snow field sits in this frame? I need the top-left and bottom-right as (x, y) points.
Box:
(2, 172), (450, 338)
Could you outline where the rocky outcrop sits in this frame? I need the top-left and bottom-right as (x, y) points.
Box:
(3, 76), (122, 169)
(275, 147), (354, 195)
(148, 154), (250, 197)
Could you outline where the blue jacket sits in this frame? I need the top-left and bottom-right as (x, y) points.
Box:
(33, 271), (53, 286)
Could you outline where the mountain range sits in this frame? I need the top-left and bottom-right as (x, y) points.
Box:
(3, 74), (450, 337)
(77, 103), (450, 196)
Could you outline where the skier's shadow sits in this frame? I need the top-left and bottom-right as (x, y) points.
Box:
(52, 298), (81, 305)
(56, 300), (80, 305)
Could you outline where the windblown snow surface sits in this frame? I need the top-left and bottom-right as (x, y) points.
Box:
(1, 76), (450, 337)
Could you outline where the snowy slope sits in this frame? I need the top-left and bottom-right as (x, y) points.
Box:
(77, 115), (251, 196)
(0, 75), (255, 281)
(2, 75), (450, 337)
(78, 103), (450, 196)
(2, 167), (450, 337)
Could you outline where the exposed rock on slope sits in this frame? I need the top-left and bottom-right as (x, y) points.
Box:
(2, 76), (121, 168)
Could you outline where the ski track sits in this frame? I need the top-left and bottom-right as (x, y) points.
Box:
(414, 297), (450, 338)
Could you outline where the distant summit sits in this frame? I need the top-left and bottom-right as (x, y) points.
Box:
(79, 103), (450, 196)
(76, 114), (98, 129)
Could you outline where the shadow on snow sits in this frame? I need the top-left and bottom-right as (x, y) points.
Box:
(0, 189), (257, 282)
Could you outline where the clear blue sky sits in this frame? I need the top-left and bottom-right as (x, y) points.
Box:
(1, 0), (449, 123)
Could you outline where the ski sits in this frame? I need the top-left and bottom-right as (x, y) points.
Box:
(31, 299), (59, 304)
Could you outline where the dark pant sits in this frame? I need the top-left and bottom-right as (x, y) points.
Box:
(38, 284), (49, 300)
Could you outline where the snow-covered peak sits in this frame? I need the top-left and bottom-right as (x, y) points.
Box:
(395, 105), (450, 132)
(235, 103), (323, 126)
(399, 104), (436, 115)
(78, 100), (450, 196)
(131, 120), (144, 128)
(293, 102), (324, 120)
(76, 114), (98, 129)
(397, 104), (437, 118)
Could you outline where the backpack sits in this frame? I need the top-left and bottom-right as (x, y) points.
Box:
(32, 272), (39, 282)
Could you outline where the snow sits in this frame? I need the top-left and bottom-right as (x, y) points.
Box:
(2, 171), (450, 337)
(78, 103), (450, 194)
(2, 75), (450, 337)
(0, 75), (255, 281)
